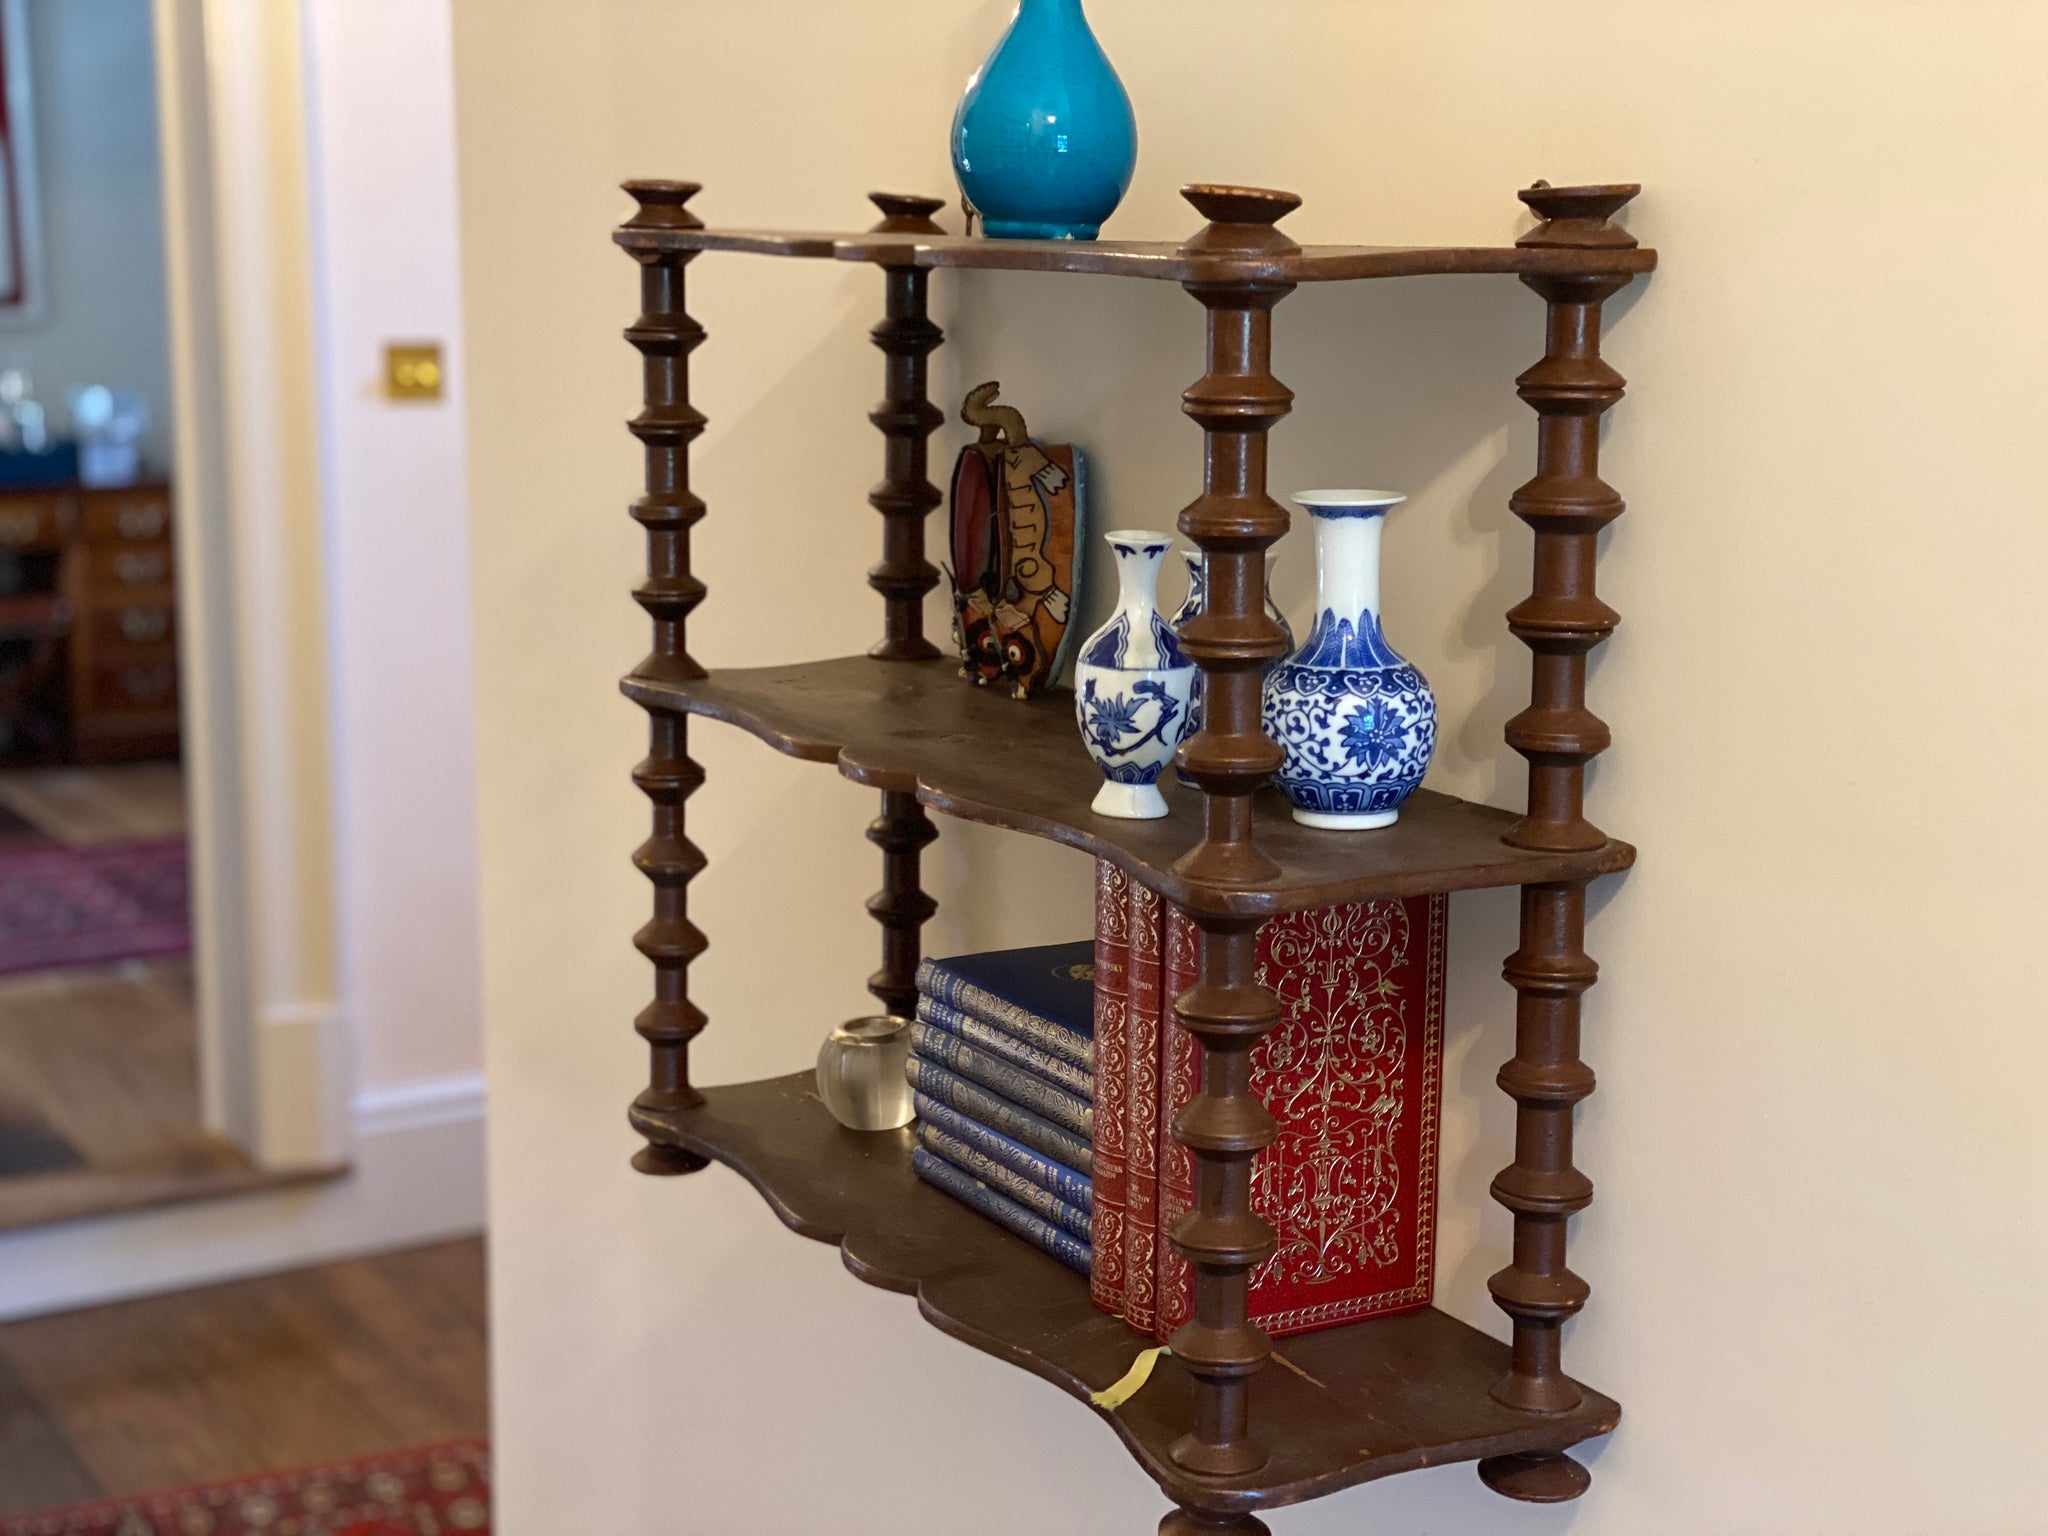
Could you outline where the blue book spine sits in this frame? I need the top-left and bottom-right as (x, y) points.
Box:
(911, 1022), (1093, 1137)
(904, 1057), (1094, 1176)
(917, 998), (1093, 1099)
(912, 1146), (1091, 1277)
(912, 1093), (1093, 1213)
(915, 958), (1093, 1070)
(919, 1124), (1092, 1242)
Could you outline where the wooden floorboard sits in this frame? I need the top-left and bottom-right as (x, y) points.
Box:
(0, 961), (201, 1163)
(0, 1239), (488, 1516)
(0, 1347), (100, 1511)
(0, 959), (333, 1234)
(0, 764), (188, 847)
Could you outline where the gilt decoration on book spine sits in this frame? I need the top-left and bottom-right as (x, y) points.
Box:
(1124, 878), (1164, 1334)
(1157, 900), (1203, 1337)
(1089, 859), (1132, 1317)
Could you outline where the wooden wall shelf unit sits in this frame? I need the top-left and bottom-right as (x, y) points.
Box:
(613, 179), (1652, 1534)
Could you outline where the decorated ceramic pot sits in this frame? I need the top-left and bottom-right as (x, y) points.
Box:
(1263, 490), (1437, 829)
(1170, 548), (1293, 785)
(1074, 531), (1195, 819)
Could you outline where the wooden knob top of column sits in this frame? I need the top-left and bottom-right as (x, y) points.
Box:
(867, 192), (948, 234)
(1516, 181), (1640, 248)
(621, 179), (704, 231)
(1181, 183), (1302, 256)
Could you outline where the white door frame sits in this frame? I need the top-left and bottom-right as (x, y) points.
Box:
(153, 0), (349, 1169)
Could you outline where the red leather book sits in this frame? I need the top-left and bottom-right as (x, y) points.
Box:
(1155, 894), (1446, 1341)
(1122, 878), (1165, 1335)
(1088, 860), (1131, 1318)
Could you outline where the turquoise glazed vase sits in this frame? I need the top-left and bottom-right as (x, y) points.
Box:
(951, 0), (1137, 241)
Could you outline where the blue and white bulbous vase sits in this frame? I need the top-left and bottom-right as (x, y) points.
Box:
(1074, 532), (1195, 819)
(1170, 548), (1292, 785)
(951, 0), (1137, 241)
(1263, 491), (1437, 829)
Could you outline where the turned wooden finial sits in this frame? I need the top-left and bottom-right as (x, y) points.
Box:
(1517, 181), (1640, 249)
(1181, 183), (1303, 257)
(867, 191), (948, 235)
(621, 179), (704, 233)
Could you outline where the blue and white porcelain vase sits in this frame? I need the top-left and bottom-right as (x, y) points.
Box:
(1263, 491), (1437, 829)
(951, 0), (1137, 241)
(1074, 531), (1195, 819)
(1170, 549), (1292, 785)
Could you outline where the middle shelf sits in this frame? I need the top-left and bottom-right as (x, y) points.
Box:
(624, 654), (1634, 917)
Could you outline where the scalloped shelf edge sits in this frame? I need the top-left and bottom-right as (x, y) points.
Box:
(632, 1072), (1619, 1515)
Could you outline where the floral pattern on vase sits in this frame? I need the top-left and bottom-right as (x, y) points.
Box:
(1170, 548), (1293, 785)
(1263, 491), (1437, 829)
(1074, 531), (1195, 819)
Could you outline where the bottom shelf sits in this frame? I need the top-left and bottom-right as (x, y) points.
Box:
(634, 1072), (1619, 1515)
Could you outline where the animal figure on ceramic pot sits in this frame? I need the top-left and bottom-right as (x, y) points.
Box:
(946, 382), (1085, 698)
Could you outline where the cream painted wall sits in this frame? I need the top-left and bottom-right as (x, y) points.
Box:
(455, 4), (2048, 1533)
(303, 0), (483, 1092)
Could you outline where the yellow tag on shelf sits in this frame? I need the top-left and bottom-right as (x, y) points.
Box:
(1089, 1346), (1170, 1410)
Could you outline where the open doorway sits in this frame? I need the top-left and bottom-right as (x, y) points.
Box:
(0, 0), (214, 1228)
(0, 0), (325, 1231)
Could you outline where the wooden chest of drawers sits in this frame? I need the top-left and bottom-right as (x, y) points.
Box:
(0, 480), (179, 762)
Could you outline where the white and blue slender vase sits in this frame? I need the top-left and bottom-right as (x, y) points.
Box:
(1170, 549), (1292, 786)
(1263, 490), (1437, 829)
(1074, 531), (1196, 819)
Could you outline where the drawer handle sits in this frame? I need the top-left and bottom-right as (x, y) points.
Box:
(122, 665), (174, 701)
(116, 504), (167, 539)
(119, 607), (170, 643)
(114, 551), (167, 586)
(0, 509), (38, 544)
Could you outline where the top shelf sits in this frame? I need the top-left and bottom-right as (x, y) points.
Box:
(615, 179), (1657, 287)
(614, 226), (1657, 286)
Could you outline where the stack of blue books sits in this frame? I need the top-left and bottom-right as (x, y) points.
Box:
(906, 939), (1096, 1275)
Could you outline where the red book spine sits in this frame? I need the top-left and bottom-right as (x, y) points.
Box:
(1155, 901), (1203, 1341)
(1122, 879), (1164, 1334)
(1088, 859), (1131, 1318)
(1157, 893), (1447, 1340)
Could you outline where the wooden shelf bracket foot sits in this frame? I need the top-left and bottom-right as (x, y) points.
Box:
(1478, 1449), (1593, 1503)
(1160, 1508), (1272, 1536)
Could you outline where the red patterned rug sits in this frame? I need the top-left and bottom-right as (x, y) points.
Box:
(0, 1440), (490, 1535)
(0, 838), (188, 976)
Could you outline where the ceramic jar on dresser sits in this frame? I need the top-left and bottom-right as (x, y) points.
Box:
(0, 479), (179, 761)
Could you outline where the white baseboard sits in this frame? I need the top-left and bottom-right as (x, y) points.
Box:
(0, 1070), (487, 1322)
(353, 1069), (487, 1137)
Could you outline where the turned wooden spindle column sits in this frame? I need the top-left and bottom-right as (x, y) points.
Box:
(622, 179), (711, 1175)
(858, 194), (947, 1012)
(1164, 184), (1300, 1480)
(865, 192), (948, 661)
(1479, 182), (1639, 1503)
(865, 788), (938, 1017)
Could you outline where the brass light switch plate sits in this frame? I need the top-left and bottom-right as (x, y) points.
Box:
(385, 343), (444, 400)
